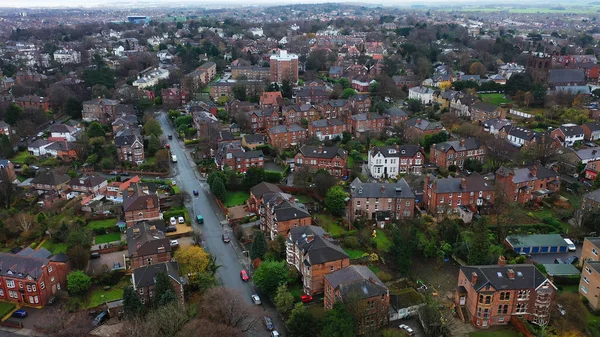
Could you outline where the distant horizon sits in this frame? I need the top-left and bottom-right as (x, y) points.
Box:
(0, 0), (585, 10)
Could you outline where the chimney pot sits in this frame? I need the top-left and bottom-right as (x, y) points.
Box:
(507, 269), (516, 280)
(498, 255), (506, 267)
(460, 178), (467, 190)
(471, 272), (478, 285)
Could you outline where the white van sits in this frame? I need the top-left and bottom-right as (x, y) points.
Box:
(564, 238), (576, 251)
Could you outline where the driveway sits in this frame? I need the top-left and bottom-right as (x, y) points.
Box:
(390, 317), (424, 337)
(17, 307), (45, 330)
(87, 251), (127, 276)
(529, 242), (582, 264)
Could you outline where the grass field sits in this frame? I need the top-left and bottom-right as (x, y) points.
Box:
(345, 249), (368, 259)
(87, 280), (129, 308)
(374, 230), (392, 252)
(95, 233), (121, 245)
(223, 191), (249, 207)
(88, 219), (117, 230)
(10, 151), (31, 165)
(480, 93), (511, 106)
(0, 302), (16, 319)
(314, 213), (347, 237)
(42, 241), (68, 254)
(469, 326), (520, 337)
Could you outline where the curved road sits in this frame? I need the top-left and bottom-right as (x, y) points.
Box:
(158, 112), (284, 336)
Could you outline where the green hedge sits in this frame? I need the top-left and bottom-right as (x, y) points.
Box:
(265, 170), (283, 183)
(553, 275), (582, 285)
(184, 139), (200, 146)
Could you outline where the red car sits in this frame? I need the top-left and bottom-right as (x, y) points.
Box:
(240, 269), (249, 281)
(165, 144), (170, 149)
(301, 294), (313, 303)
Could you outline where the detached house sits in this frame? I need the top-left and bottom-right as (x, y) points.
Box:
(67, 175), (108, 196)
(408, 86), (434, 104)
(161, 88), (188, 107)
(367, 145), (424, 179)
(115, 128), (144, 165)
(268, 124), (307, 149)
(455, 260), (556, 329)
(31, 170), (70, 194)
(324, 266), (390, 334)
(132, 262), (184, 305)
(348, 178), (415, 223)
(470, 102), (505, 124)
(260, 192), (311, 240)
(127, 221), (172, 270)
(14, 95), (51, 111)
(405, 117), (445, 140)
(260, 92), (284, 110)
(48, 124), (77, 142)
(383, 107), (409, 126)
(581, 121), (600, 141)
(286, 226), (350, 295)
(349, 113), (385, 137)
(500, 125), (539, 148)
(247, 182), (282, 213)
(430, 138), (486, 169)
(82, 98), (120, 123)
(293, 145), (348, 178)
(309, 118), (346, 141)
(495, 165), (561, 205)
(123, 183), (160, 227)
(551, 125), (585, 147)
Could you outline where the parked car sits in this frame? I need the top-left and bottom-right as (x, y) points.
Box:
(170, 217), (177, 226)
(121, 171), (129, 176)
(264, 316), (275, 331)
(399, 324), (415, 335)
(109, 171), (118, 175)
(170, 240), (179, 247)
(301, 294), (313, 303)
(178, 216), (185, 224)
(251, 294), (261, 305)
(554, 258), (565, 264)
(565, 256), (579, 265)
(270, 331), (280, 337)
(222, 233), (231, 243)
(196, 215), (204, 224)
(165, 144), (170, 149)
(164, 226), (177, 233)
(193, 189), (199, 196)
(92, 311), (108, 326)
(564, 238), (576, 251)
(12, 309), (27, 318)
(240, 269), (249, 281)
(168, 135), (173, 140)
(90, 252), (101, 259)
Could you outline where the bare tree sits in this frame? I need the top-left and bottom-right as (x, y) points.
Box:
(176, 318), (243, 337)
(120, 302), (191, 337)
(197, 287), (260, 333)
(13, 213), (35, 233)
(35, 308), (90, 337)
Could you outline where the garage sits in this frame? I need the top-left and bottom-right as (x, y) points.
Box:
(505, 234), (569, 255)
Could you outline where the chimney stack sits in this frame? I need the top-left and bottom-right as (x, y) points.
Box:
(306, 234), (314, 243)
(460, 138), (465, 147)
(530, 165), (537, 177)
(460, 178), (467, 190)
(498, 255), (506, 267)
(380, 185), (385, 194)
(146, 197), (154, 209)
(507, 269), (516, 280)
(318, 145), (323, 153)
(471, 272), (478, 285)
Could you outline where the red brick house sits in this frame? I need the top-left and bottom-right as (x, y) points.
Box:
(319, 99), (349, 120)
(495, 165), (561, 205)
(127, 221), (172, 270)
(268, 124), (307, 149)
(405, 117), (445, 140)
(260, 91), (283, 110)
(0, 249), (69, 307)
(585, 159), (600, 180)
(455, 260), (556, 329)
(282, 104), (320, 124)
(429, 138), (486, 169)
(383, 107), (409, 126)
(293, 145), (348, 178)
(349, 113), (385, 137)
(324, 265), (390, 334)
(123, 183), (161, 227)
(469, 102), (505, 125)
(31, 170), (70, 194)
(287, 226), (350, 295)
(67, 175), (108, 196)
(347, 94), (372, 114)
(582, 121), (600, 141)
(114, 127), (145, 165)
(161, 88), (188, 107)
(14, 96), (51, 111)
(0, 159), (16, 182)
(247, 182), (282, 213)
(232, 150), (265, 173)
(132, 262), (184, 306)
(423, 173), (495, 217)
(348, 178), (415, 223)
(249, 108), (279, 132)
(308, 118), (346, 141)
(82, 98), (120, 123)
(260, 192), (311, 240)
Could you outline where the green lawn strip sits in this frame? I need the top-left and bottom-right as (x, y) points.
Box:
(10, 151), (31, 165)
(479, 93), (510, 106)
(374, 230), (392, 252)
(347, 156), (355, 168)
(559, 284), (579, 294)
(288, 282), (303, 300)
(344, 249), (368, 259)
(88, 219), (118, 230)
(314, 214), (347, 237)
(95, 233), (121, 245)
(469, 326), (520, 337)
(172, 185), (180, 194)
(293, 194), (314, 204)
(0, 302), (16, 318)
(87, 280), (128, 308)
(41, 241), (68, 254)
(223, 191), (249, 207)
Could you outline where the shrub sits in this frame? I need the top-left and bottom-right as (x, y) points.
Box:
(98, 270), (125, 286)
(376, 271), (393, 282)
(342, 236), (360, 249)
(264, 171), (282, 183)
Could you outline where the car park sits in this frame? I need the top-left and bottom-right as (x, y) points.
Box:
(565, 256), (579, 265)
(170, 217), (177, 226)
(240, 269), (249, 281)
(399, 324), (415, 335)
(251, 294), (261, 305)
(92, 311), (108, 326)
(178, 216), (185, 224)
(12, 309), (27, 318)
(264, 316), (275, 331)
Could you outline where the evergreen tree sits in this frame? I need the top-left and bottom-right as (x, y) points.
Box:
(325, 186), (347, 217)
(211, 176), (226, 201)
(87, 121), (105, 138)
(287, 302), (320, 337)
(5, 103), (22, 125)
(274, 284), (295, 318)
(468, 218), (491, 265)
(0, 135), (13, 158)
(153, 272), (176, 308)
(251, 230), (267, 260)
(391, 222), (417, 276)
(123, 286), (144, 318)
(319, 302), (355, 337)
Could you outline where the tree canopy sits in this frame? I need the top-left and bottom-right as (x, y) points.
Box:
(252, 260), (289, 294)
(67, 270), (92, 297)
(174, 246), (211, 275)
(325, 186), (347, 217)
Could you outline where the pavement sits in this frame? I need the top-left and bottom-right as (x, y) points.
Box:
(158, 112), (286, 336)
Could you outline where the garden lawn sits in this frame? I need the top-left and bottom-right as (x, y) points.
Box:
(345, 249), (368, 259)
(479, 93), (510, 106)
(42, 241), (68, 254)
(224, 191), (249, 207)
(88, 218), (117, 230)
(374, 230), (392, 252)
(95, 233), (121, 245)
(314, 213), (346, 237)
(293, 194), (314, 204)
(87, 280), (128, 308)
(347, 156), (355, 168)
(469, 326), (520, 337)
(10, 151), (31, 165)
(0, 302), (15, 319)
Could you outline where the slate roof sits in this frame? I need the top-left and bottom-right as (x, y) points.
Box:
(496, 164), (559, 184)
(324, 265), (388, 300)
(219, 131), (235, 141)
(460, 264), (551, 292)
(584, 122), (600, 132)
(242, 134), (265, 144)
(323, 99), (347, 107)
(549, 69), (585, 84)
(132, 261), (181, 288)
(288, 226), (348, 265)
(265, 192), (311, 221)
(250, 182), (282, 199)
(588, 261), (600, 274)
(126, 221), (170, 257)
(233, 150), (264, 159)
(114, 128), (142, 147)
(583, 189), (600, 203)
(557, 125), (584, 137)
(298, 145), (347, 159)
(350, 177), (415, 199)
(431, 138), (482, 153)
(384, 107), (408, 117)
(406, 118), (444, 131)
(249, 107), (276, 117)
(483, 118), (512, 130)
(371, 145), (421, 158)
(311, 118), (345, 128)
(123, 183), (159, 212)
(350, 113), (384, 121)
(472, 101), (498, 113)
(429, 173), (494, 193)
(45, 141), (75, 152)
(0, 248), (66, 280)
(68, 175), (107, 188)
(269, 124), (306, 134)
(460, 75), (480, 81)
(503, 125), (537, 141)
(31, 170), (70, 186)
(49, 124), (75, 134)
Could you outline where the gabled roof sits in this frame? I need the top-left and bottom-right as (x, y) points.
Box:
(242, 134), (265, 144)
(549, 69), (585, 84)
(250, 182), (282, 199)
(68, 175), (107, 188)
(350, 177), (415, 199)
(496, 164), (559, 183)
(289, 226), (348, 265)
(323, 99), (347, 107)
(584, 121), (600, 133)
(472, 101), (498, 113)
(127, 221), (170, 257)
(324, 265), (388, 300)
(298, 145), (347, 160)
(260, 91), (283, 106)
(132, 261), (181, 288)
(371, 145), (421, 158)
(503, 125), (537, 141)
(429, 173), (494, 193)
(265, 192), (311, 221)
(123, 183), (159, 212)
(431, 138), (482, 153)
(406, 117), (443, 131)
(350, 113), (384, 121)
(49, 124), (75, 134)
(311, 118), (345, 128)
(384, 107), (408, 117)
(557, 125), (584, 137)
(482, 118), (512, 130)
(269, 124), (306, 134)
(31, 170), (70, 186)
(460, 264), (552, 292)
(114, 127), (142, 147)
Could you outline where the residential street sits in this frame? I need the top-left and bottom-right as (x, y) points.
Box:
(158, 112), (285, 336)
